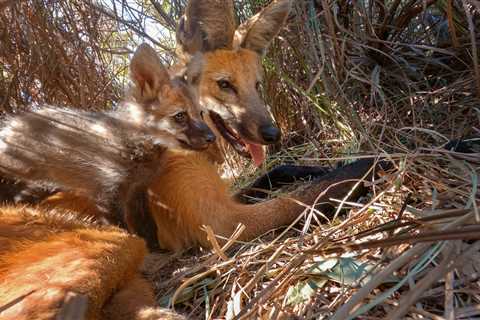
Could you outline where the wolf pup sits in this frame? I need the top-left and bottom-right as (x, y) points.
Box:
(0, 44), (215, 246)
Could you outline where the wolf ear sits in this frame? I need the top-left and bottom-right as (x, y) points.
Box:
(233, 0), (291, 56)
(176, 0), (236, 60)
(176, 15), (205, 59)
(130, 44), (170, 100)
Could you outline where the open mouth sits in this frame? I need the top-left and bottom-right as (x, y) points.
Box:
(209, 111), (266, 166)
(209, 111), (250, 157)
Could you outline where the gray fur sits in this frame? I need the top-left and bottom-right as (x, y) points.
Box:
(0, 104), (164, 225)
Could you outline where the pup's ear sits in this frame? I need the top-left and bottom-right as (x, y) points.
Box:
(130, 44), (170, 101)
(233, 0), (292, 56)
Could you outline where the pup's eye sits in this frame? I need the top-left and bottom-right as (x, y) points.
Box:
(217, 80), (234, 91)
(255, 82), (263, 92)
(174, 111), (187, 123)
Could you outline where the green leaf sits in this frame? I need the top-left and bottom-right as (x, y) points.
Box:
(312, 258), (338, 272)
(286, 278), (327, 306)
(310, 257), (398, 287)
(324, 258), (375, 286)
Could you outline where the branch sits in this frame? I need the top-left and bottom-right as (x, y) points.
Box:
(149, 0), (177, 31)
(88, 3), (174, 54)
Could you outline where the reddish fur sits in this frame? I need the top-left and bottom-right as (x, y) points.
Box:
(197, 49), (271, 144)
(0, 206), (183, 319)
(176, 0), (236, 60)
(103, 275), (184, 320)
(40, 191), (102, 220)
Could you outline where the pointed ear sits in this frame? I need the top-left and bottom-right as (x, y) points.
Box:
(233, 0), (292, 56)
(130, 44), (170, 100)
(176, 0), (236, 60)
(176, 15), (205, 61)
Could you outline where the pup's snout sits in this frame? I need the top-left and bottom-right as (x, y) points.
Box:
(188, 121), (216, 150)
(204, 130), (216, 143)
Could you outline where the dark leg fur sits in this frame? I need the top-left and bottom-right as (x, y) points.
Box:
(120, 183), (160, 251)
(0, 177), (54, 205)
(113, 153), (164, 252)
(235, 165), (331, 203)
(443, 138), (480, 153)
(93, 171), (160, 251)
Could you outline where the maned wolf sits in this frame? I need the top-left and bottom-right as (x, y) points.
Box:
(0, 44), (214, 243)
(0, 205), (185, 320)
(31, 0), (381, 251)
(175, 0), (292, 166)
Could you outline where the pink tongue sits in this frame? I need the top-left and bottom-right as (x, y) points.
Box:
(246, 143), (266, 167)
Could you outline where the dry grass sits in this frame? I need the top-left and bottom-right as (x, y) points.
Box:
(0, 0), (184, 113)
(0, 0), (125, 112)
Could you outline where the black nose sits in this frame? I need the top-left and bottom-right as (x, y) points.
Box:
(205, 131), (216, 143)
(198, 122), (216, 144)
(259, 125), (281, 144)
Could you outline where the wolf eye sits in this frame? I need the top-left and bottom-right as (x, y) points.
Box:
(174, 111), (187, 123)
(217, 80), (234, 91)
(256, 82), (263, 92)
